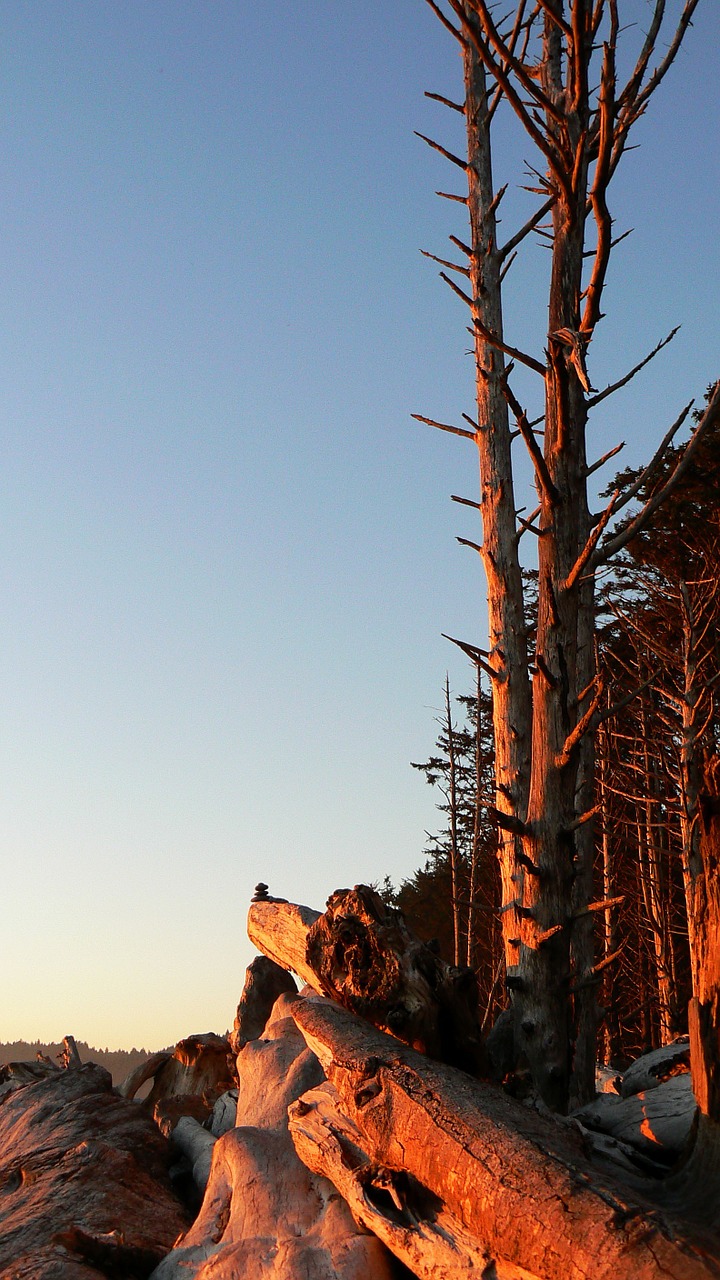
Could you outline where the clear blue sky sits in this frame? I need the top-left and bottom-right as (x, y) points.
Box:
(1, 2), (717, 1050)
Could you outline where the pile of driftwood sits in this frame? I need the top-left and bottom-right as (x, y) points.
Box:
(3, 885), (720, 1279)
(153, 884), (720, 1280)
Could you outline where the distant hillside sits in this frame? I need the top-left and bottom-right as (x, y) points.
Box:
(0, 1040), (169, 1088)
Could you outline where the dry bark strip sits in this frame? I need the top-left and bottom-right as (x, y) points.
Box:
(249, 886), (485, 1074)
(289, 996), (720, 1280)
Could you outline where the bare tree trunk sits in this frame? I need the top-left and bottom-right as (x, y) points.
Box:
(689, 756), (720, 1118)
(444, 675), (463, 965)
(461, 5), (532, 996)
(423, 0), (712, 1110)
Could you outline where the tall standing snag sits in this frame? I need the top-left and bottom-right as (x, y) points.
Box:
(420, 0), (718, 1109)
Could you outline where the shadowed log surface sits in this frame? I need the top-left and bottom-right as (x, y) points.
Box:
(0, 1062), (188, 1280)
(290, 995), (720, 1280)
(230, 955), (297, 1054)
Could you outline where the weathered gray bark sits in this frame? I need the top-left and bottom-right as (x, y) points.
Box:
(290, 994), (720, 1280)
(460, 1), (533, 1064)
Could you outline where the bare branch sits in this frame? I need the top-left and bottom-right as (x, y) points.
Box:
(586, 327), (680, 409)
(421, 248), (471, 276)
(535, 0), (573, 39)
(472, 310), (547, 377)
(461, 0), (568, 127)
(565, 491), (619, 591)
(632, 1), (701, 118)
(574, 894), (625, 919)
(425, 90), (465, 114)
(447, 0), (571, 199)
(597, 383), (720, 563)
(411, 412), (476, 441)
(581, 36), (616, 334)
(584, 441), (624, 479)
(502, 377), (559, 503)
(423, 0), (468, 47)
(451, 493), (481, 511)
(440, 269), (476, 310)
(415, 130), (468, 171)
(557, 679), (605, 769)
(606, 400), (693, 518)
(565, 804), (602, 833)
(442, 632), (504, 685)
(457, 535), (484, 554)
(500, 195), (555, 261)
(436, 189), (468, 204)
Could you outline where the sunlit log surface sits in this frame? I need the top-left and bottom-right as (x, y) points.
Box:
(290, 995), (720, 1280)
(0, 1061), (187, 1280)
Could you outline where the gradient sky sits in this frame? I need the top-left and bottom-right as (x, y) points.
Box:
(1, 2), (717, 1051)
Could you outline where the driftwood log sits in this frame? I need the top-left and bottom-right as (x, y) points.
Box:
(249, 885), (485, 1074)
(150, 992), (401, 1280)
(118, 1032), (236, 1137)
(288, 995), (720, 1280)
(0, 1060), (187, 1280)
(230, 954), (297, 1054)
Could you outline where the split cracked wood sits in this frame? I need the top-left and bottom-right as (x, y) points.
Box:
(289, 995), (720, 1280)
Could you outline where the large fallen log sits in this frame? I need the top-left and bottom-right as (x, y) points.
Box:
(289, 995), (720, 1280)
(249, 885), (485, 1074)
(0, 1060), (187, 1280)
(291, 1081), (538, 1280)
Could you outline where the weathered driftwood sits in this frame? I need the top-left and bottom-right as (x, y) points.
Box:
(171, 1116), (217, 1193)
(149, 994), (400, 1280)
(249, 885), (485, 1074)
(620, 1038), (690, 1098)
(291, 1081), (538, 1280)
(230, 954), (297, 1054)
(0, 1060), (187, 1280)
(247, 895), (322, 988)
(575, 1075), (696, 1165)
(289, 995), (720, 1280)
(118, 1032), (236, 1137)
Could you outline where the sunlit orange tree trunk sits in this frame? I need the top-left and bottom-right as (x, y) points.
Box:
(420, 0), (718, 1109)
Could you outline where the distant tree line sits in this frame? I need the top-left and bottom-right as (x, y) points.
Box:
(0, 1040), (167, 1087)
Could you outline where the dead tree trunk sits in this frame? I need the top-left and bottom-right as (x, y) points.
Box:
(420, 0), (716, 1111)
(689, 756), (720, 1119)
